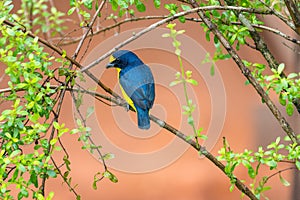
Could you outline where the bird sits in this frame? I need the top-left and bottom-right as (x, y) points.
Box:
(106, 50), (155, 130)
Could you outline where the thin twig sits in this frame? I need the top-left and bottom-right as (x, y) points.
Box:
(225, 0), (300, 114)
(188, 0), (298, 199)
(283, 0), (300, 34)
(258, 0), (297, 33)
(80, 5), (271, 72)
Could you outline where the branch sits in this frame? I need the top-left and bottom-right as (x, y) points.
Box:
(265, 167), (297, 183)
(230, 22), (300, 45)
(283, 0), (300, 34)
(80, 5), (271, 72)
(225, 0), (300, 114)
(258, 0), (297, 33)
(73, 0), (106, 59)
(187, 0), (299, 199)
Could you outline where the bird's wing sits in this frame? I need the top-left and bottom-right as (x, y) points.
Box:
(119, 65), (155, 110)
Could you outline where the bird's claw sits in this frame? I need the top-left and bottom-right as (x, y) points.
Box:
(125, 103), (130, 112)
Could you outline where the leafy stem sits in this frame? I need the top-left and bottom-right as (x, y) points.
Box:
(163, 23), (206, 149)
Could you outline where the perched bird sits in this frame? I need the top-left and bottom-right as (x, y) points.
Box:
(106, 50), (155, 130)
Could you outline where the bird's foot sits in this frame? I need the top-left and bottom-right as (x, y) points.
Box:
(125, 103), (130, 112)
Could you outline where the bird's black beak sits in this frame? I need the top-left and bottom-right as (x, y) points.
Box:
(106, 55), (116, 69)
(106, 62), (115, 69)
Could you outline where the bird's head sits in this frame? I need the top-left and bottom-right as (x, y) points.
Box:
(106, 50), (143, 70)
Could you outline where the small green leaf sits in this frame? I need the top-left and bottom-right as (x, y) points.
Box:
(205, 30), (211, 41)
(103, 170), (118, 183)
(213, 35), (219, 45)
(186, 79), (198, 86)
(169, 80), (181, 86)
(181, 4), (191, 11)
(153, 0), (160, 8)
(136, 2), (146, 12)
(296, 161), (300, 170)
(175, 48), (181, 56)
(86, 106), (94, 118)
(50, 138), (58, 145)
(287, 73), (298, 79)
(286, 102), (294, 116)
(277, 63), (285, 74)
(6, 28), (15, 36)
(210, 64), (215, 76)
(162, 33), (170, 38)
(47, 169), (57, 178)
(279, 93), (286, 106)
(53, 121), (60, 129)
(279, 174), (290, 186)
(178, 16), (186, 23)
(83, 0), (93, 10)
(30, 172), (38, 188)
(199, 134), (208, 140)
(187, 115), (194, 125)
(67, 7), (76, 15)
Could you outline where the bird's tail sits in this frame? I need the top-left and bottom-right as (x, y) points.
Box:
(136, 107), (150, 130)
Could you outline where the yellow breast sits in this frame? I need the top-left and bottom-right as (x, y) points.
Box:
(117, 68), (136, 111)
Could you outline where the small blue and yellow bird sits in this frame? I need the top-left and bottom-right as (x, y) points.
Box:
(106, 50), (155, 130)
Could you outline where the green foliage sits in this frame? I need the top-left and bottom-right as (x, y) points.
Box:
(0, 5), (61, 197)
(163, 23), (206, 147)
(16, 0), (66, 36)
(218, 137), (300, 198)
(1, 0), (300, 199)
(248, 62), (300, 116)
(106, 0), (147, 17)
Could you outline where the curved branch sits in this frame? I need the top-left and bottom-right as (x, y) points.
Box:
(225, 0), (300, 114)
(283, 0), (300, 34)
(80, 5), (271, 73)
(258, 0), (297, 33)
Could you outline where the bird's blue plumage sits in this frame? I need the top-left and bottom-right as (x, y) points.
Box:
(106, 50), (155, 129)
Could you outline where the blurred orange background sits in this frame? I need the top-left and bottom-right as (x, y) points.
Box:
(1, 1), (299, 199)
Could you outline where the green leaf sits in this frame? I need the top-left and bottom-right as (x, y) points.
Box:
(287, 73), (298, 79)
(103, 153), (115, 160)
(53, 121), (60, 129)
(103, 170), (118, 183)
(162, 33), (170, 38)
(50, 138), (58, 145)
(279, 93), (286, 106)
(181, 4), (191, 11)
(199, 134), (208, 140)
(169, 80), (181, 86)
(70, 0), (76, 6)
(86, 106), (94, 118)
(210, 64), (215, 76)
(279, 174), (290, 186)
(205, 30), (211, 41)
(47, 169), (57, 178)
(213, 35), (219, 45)
(266, 160), (277, 169)
(67, 7), (76, 15)
(178, 16), (186, 23)
(83, 0), (93, 10)
(277, 63), (285, 74)
(30, 172), (38, 188)
(186, 79), (198, 86)
(187, 115), (194, 125)
(296, 161), (300, 170)
(286, 102), (294, 116)
(6, 28), (15, 36)
(136, 2), (146, 12)
(153, 0), (160, 8)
